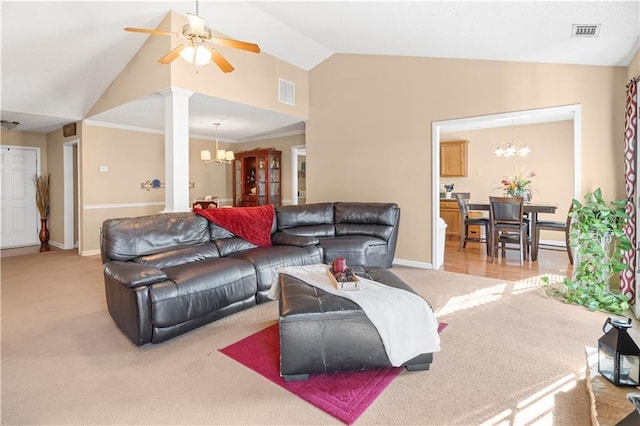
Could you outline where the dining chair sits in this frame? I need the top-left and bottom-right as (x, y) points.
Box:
(533, 203), (573, 264)
(489, 196), (529, 266)
(455, 194), (490, 254)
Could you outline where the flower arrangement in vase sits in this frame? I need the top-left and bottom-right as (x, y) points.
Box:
(498, 166), (535, 199)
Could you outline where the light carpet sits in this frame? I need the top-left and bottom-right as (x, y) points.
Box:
(1, 250), (613, 425)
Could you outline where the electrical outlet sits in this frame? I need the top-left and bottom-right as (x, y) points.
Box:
(99, 166), (109, 173)
(476, 169), (482, 176)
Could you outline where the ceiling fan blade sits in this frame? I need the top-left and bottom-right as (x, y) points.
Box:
(213, 37), (261, 53)
(210, 49), (235, 73)
(125, 27), (177, 37)
(158, 45), (185, 64)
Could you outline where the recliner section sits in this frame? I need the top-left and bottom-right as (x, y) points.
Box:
(275, 202), (400, 267)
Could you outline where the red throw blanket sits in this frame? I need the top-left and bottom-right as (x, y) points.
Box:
(194, 205), (274, 247)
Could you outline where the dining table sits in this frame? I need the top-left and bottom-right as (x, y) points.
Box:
(467, 200), (558, 262)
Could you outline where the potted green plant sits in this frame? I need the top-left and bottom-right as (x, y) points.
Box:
(549, 188), (632, 314)
(33, 173), (50, 248)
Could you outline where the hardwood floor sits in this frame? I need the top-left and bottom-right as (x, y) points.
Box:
(443, 238), (573, 283)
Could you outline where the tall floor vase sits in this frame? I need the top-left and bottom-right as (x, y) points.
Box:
(39, 218), (50, 252)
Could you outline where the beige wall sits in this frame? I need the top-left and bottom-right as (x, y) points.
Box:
(307, 54), (627, 266)
(442, 120), (574, 242)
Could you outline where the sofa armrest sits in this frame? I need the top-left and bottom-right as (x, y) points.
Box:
(272, 231), (319, 247)
(103, 261), (168, 288)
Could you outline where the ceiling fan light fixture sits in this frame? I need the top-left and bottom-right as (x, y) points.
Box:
(124, 0), (259, 74)
(179, 43), (212, 66)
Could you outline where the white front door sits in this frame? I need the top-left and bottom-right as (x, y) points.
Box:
(1, 147), (39, 248)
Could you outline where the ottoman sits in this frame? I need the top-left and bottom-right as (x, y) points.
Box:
(277, 266), (434, 381)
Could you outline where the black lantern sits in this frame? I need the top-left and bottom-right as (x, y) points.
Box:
(598, 317), (640, 386)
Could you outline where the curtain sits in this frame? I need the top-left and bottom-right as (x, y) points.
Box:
(621, 78), (637, 302)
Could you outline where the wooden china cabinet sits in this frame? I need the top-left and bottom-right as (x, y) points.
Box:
(232, 148), (282, 207)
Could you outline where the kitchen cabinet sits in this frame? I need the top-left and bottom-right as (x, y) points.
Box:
(232, 148), (281, 207)
(440, 140), (469, 177)
(440, 199), (461, 240)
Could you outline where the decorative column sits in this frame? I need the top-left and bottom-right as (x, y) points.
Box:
(159, 87), (193, 213)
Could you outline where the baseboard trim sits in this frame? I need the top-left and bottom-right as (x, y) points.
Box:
(81, 249), (101, 257)
(539, 239), (566, 248)
(393, 258), (434, 270)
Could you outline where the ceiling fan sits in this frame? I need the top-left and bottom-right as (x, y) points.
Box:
(124, 2), (260, 73)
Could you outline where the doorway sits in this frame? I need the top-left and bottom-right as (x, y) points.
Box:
(291, 145), (306, 205)
(63, 140), (79, 250)
(431, 104), (582, 269)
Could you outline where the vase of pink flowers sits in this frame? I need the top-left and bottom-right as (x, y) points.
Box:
(499, 167), (535, 199)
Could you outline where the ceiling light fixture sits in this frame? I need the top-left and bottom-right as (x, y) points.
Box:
(493, 141), (531, 157)
(493, 120), (531, 157)
(1, 120), (20, 130)
(201, 123), (234, 165)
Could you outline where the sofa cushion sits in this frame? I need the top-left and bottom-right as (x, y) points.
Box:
(229, 245), (323, 293)
(275, 203), (336, 237)
(133, 243), (220, 269)
(102, 212), (210, 261)
(215, 237), (258, 257)
(318, 235), (387, 266)
(149, 258), (257, 327)
(334, 202), (399, 241)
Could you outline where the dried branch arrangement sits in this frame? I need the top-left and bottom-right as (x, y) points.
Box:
(33, 173), (50, 219)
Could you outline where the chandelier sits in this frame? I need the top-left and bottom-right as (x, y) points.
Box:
(493, 141), (531, 157)
(201, 123), (234, 165)
(493, 120), (531, 157)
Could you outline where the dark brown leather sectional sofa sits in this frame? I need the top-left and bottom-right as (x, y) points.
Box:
(100, 202), (400, 346)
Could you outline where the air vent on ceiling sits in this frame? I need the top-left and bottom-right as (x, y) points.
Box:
(278, 78), (295, 106)
(572, 24), (601, 38)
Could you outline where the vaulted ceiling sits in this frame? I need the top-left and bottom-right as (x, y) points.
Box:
(2, 1), (639, 141)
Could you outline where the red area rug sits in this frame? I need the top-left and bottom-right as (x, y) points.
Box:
(219, 321), (447, 424)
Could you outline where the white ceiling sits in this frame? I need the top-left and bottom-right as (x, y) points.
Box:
(1, 1), (639, 141)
